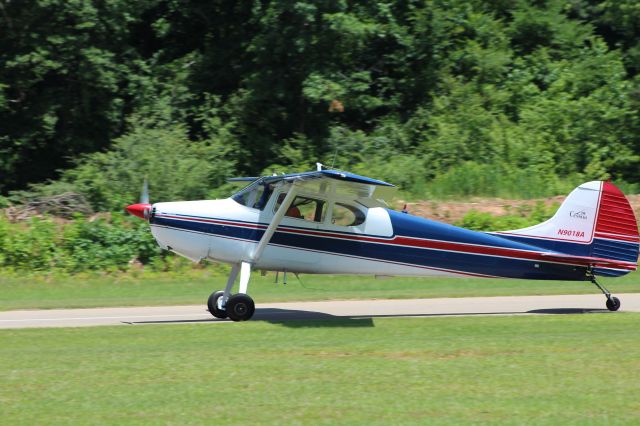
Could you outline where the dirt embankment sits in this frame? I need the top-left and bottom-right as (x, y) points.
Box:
(398, 195), (640, 225)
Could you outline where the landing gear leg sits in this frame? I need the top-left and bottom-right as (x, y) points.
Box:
(226, 262), (255, 322)
(206, 262), (255, 321)
(587, 267), (621, 311)
(207, 263), (240, 319)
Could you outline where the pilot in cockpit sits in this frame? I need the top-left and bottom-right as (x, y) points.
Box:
(286, 204), (302, 218)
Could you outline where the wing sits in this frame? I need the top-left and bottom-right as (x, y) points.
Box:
(266, 170), (396, 208)
(227, 177), (259, 183)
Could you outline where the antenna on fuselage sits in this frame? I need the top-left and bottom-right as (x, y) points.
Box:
(331, 145), (338, 168)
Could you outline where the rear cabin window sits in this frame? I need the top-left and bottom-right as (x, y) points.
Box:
(331, 203), (365, 227)
(275, 193), (326, 223)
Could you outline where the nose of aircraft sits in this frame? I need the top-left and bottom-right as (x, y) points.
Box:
(126, 203), (152, 220)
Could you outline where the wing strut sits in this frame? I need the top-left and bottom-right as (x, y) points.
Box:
(219, 184), (297, 313)
(251, 183), (298, 263)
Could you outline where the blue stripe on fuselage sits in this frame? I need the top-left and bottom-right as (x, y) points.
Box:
(152, 211), (589, 280)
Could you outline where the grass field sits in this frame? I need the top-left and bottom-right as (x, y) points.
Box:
(1, 313), (639, 425)
(1, 271), (638, 311)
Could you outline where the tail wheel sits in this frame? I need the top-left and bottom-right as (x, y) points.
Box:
(207, 291), (227, 319)
(226, 294), (255, 322)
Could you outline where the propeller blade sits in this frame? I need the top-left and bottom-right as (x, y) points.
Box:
(126, 179), (151, 220)
(140, 179), (149, 204)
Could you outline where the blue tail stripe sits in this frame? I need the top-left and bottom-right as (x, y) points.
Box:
(591, 240), (639, 262)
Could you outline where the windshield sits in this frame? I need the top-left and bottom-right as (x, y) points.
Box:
(231, 180), (274, 210)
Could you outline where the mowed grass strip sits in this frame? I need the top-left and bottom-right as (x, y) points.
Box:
(2, 314), (640, 425)
(1, 271), (639, 311)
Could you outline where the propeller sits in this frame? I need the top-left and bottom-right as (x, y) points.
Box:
(126, 179), (152, 220)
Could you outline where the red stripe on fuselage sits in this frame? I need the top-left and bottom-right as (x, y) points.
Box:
(154, 213), (636, 270)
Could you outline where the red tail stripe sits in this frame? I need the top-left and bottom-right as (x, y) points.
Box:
(597, 216), (637, 226)
(594, 182), (639, 243)
(596, 222), (638, 234)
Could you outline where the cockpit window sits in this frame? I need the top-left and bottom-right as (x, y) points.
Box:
(232, 182), (273, 210)
(274, 193), (326, 223)
(331, 203), (365, 226)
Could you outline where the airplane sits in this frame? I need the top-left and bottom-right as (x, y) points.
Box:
(126, 164), (639, 321)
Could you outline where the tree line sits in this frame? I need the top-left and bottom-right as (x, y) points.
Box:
(1, 0), (640, 208)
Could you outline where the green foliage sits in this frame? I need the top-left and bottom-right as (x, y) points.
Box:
(0, 213), (175, 273)
(427, 162), (581, 199)
(0, 195), (10, 209)
(59, 215), (161, 273)
(455, 201), (559, 231)
(2, 0), (640, 207)
(0, 0), (157, 192)
(0, 217), (58, 270)
(48, 125), (237, 211)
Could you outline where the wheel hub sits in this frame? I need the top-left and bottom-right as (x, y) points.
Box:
(234, 303), (247, 315)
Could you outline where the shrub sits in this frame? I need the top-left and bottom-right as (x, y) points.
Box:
(0, 213), (172, 274)
(455, 201), (558, 231)
(27, 125), (238, 212)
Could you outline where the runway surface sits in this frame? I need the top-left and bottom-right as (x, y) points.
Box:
(2, 293), (640, 329)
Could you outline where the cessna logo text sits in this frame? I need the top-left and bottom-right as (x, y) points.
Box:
(569, 210), (587, 220)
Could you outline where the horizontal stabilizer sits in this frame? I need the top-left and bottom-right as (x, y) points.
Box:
(539, 252), (636, 271)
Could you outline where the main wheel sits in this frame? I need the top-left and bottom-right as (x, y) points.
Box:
(606, 296), (621, 312)
(207, 291), (227, 319)
(226, 294), (255, 322)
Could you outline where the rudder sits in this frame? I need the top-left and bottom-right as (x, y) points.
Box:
(591, 182), (639, 274)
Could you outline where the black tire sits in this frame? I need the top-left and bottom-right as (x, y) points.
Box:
(226, 294), (255, 322)
(207, 291), (227, 319)
(606, 296), (621, 312)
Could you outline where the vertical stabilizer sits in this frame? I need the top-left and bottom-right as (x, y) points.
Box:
(494, 181), (639, 275)
(496, 181), (603, 244)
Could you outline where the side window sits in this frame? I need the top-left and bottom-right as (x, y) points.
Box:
(331, 203), (365, 227)
(274, 193), (326, 223)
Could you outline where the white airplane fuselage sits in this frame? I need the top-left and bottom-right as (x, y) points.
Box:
(149, 197), (434, 276)
(148, 183), (638, 281)
(127, 170), (638, 321)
